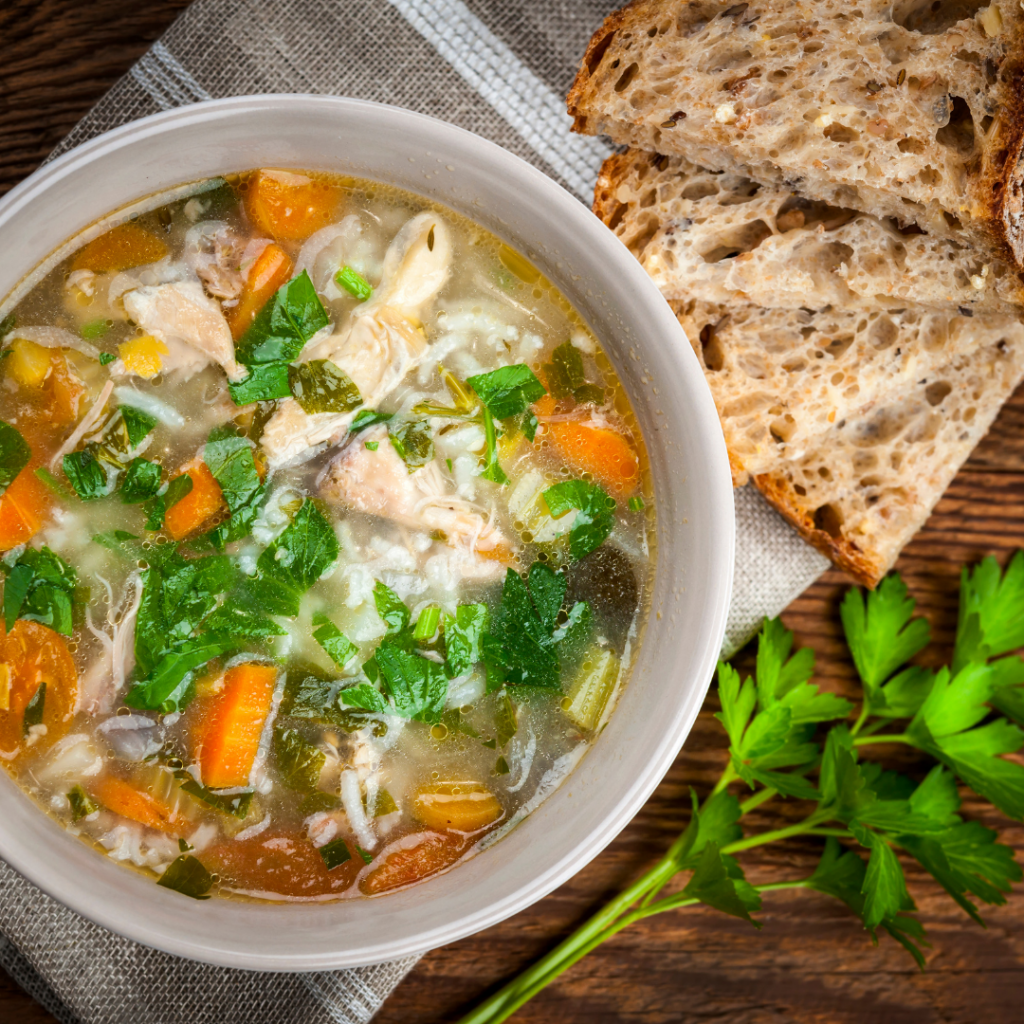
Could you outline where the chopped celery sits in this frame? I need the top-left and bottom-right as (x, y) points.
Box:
(562, 648), (620, 732)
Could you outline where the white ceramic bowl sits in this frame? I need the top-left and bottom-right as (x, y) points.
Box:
(0, 96), (734, 970)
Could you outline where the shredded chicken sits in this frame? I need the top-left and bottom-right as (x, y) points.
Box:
(121, 280), (246, 381)
(78, 572), (142, 715)
(320, 424), (508, 561)
(50, 379), (114, 470)
(261, 213), (453, 470)
(184, 221), (246, 301)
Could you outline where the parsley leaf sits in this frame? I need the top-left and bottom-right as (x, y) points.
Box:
(841, 576), (930, 695)
(63, 448), (114, 501)
(954, 553), (1024, 671)
(248, 499), (339, 616)
(120, 406), (157, 448)
(484, 563), (590, 691)
(228, 362), (292, 405)
(235, 270), (329, 366)
(288, 359), (362, 414)
(312, 612), (358, 669)
(2, 547), (78, 635)
(273, 726), (325, 792)
(444, 603), (490, 678)
(467, 364), (547, 420)
(681, 841), (762, 926)
(542, 480), (616, 561)
(350, 409), (393, 433)
(157, 855), (214, 899)
(387, 417), (434, 471)
(120, 457), (162, 504)
(0, 421), (30, 498)
(373, 581), (410, 636)
(479, 406), (507, 485)
(202, 427), (265, 547)
(375, 642), (449, 723)
(338, 681), (390, 714)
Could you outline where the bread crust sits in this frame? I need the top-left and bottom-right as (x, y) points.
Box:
(753, 472), (882, 587)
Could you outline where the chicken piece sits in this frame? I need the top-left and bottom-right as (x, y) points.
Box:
(121, 281), (245, 381)
(261, 214), (452, 471)
(184, 221), (245, 301)
(320, 425), (508, 558)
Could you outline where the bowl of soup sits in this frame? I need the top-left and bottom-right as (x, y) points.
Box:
(0, 96), (733, 968)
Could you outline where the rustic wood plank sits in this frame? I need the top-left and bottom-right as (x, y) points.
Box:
(1, 3), (1023, 1023)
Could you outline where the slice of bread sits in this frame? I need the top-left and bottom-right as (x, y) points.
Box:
(673, 297), (1024, 482)
(749, 336), (1024, 585)
(569, 0), (1024, 268)
(595, 148), (1024, 314)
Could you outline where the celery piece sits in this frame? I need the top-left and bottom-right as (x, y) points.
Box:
(562, 648), (620, 732)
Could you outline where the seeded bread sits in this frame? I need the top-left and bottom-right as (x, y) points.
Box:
(569, 0), (1024, 268)
(673, 297), (1024, 483)
(750, 336), (1024, 585)
(595, 148), (1024, 313)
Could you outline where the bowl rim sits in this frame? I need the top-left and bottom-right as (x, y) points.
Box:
(0, 94), (735, 970)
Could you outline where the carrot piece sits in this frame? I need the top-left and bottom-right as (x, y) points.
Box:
(164, 461), (226, 541)
(227, 242), (293, 340)
(196, 663), (278, 789)
(245, 169), (340, 243)
(71, 222), (169, 272)
(0, 620), (78, 762)
(535, 395), (640, 499)
(42, 353), (83, 427)
(360, 832), (467, 895)
(92, 776), (182, 833)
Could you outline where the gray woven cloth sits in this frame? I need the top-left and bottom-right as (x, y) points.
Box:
(0, 1), (830, 1021)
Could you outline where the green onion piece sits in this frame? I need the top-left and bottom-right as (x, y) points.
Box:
(413, 605), (441, 642)
(335, 265), (373, 302)
(479, 407), (508, 485)
(319, 837), (352, 870)
(628, 496), (646, 512)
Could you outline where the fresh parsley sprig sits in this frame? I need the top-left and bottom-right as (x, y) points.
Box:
(457, 557), (1024, 1024)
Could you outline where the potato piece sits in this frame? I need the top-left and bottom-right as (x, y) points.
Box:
(7, 339), (53, 388)
(411, 781), (503, 833)
(118, 335), (169, 379)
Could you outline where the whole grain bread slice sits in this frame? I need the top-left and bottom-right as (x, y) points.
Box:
(751, 337), (1024, 585)
(673, 297), (1024, 483)
(596, 148), (1024, 314)
(569, 0), (1024, 269)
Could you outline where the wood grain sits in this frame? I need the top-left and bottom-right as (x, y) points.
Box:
(0, 2), (1023, 1023)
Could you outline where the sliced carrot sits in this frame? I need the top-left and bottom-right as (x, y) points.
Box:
(245, 169), (340, 243)
(360, 832), (467, 895)
(0, 620), (78, 762)
(227, 242), (293, 340)
(534, 394), (640, 499)
(206, 829), (361, 897)
(71, 222), (169, 272)
(196, 663), (278, 789)
(411, 782), (503, 832)
(92, 776), (182, 833)
(42, 353), (83, 427)
(164, 461), (226, 541)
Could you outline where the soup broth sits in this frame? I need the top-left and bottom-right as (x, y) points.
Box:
(0, 170), (653, 900)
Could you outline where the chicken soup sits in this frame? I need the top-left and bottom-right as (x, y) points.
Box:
(0, 170), (653, 900)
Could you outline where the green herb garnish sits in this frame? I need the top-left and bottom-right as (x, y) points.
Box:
(273, 726), (326, 793)
(157, 855), (214, 900)
(228, 361), (292, 405)
(2, 547), (78, 635)
(202, 426), (265, 548)
(479, 407), (508, 485)
(467, 364), (547, 420)
(67, 785), (99, 822)
(288, 359), (362, 415)
(319, 838), (352, 870)
(235, 270), (329, 366)
(628, 495), (645, 512)
(443, 603), (490, 679)
(99, 352), (117, 366)
(34, 467), (74, 501)
(121, 406), (158, 448)
(350, 409), (394, 433)
(335, 265), (373, 302)
(412, 605), (441, 642)
(120, 457), (162, 504)
(312, 612), (359, 669)
(63, 447), (113, 501)
(80, 319), (110, 341)
(387, 417), (434, 471)
(0, 421), (31, 498)
(22, 682), (45, 734)
(483, 563), (591, 691)
(542, 480), (616, 561)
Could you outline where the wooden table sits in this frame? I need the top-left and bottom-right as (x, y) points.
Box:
(1, 2), (1022, 1021)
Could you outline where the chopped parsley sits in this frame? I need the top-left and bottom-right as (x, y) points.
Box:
(0, 421), (30, 499)
(467, 364), (547, 420)
(2, 546), (78, 635)
(542, 480), (617, 561)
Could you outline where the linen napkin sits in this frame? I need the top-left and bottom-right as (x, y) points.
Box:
(0, 1), (829, 1021)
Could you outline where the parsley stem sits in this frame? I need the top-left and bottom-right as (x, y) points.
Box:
(739, 786), (778, 815)
(850, 702), (871, 737)
(710, 761), (737, 796)
(851, 733), (911, 747)
(721, 813), (828, 855)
